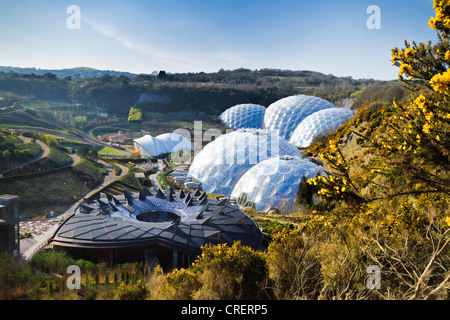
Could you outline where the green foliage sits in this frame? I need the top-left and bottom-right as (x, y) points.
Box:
(191, 241), (269, 300)
(47, 147), (72, 167)
(74, 159), (106, 182)
(90, 126), (127, 137)
(30, 251), (76, 274)
(113, 280), (149, 300)
(154, 268), (201, 300)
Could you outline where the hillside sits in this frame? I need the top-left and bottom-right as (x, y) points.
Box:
(0, 66), (137, 79)
(0, 68), (407, 118)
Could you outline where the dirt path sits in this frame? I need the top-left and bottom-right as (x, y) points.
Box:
(84, 160), (129, 199)
(0, 136), (50, 176)
(68, 152), (81, 166)
(21, 160), (130, 260)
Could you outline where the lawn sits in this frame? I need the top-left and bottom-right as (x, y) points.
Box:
(96, 146), (126, 154)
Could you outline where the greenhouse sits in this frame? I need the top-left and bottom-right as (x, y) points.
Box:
(290, 107), (356, 148)
(188, 128), (301, 196)
(133, 133), (193, 157)
(263, 94), (336, 140)
(219, 103), (266, 129)
(230, 156), (326, 214)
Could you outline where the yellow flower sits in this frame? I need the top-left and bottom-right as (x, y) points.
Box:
(445, 50), (450, 60)
(422, 123), (432, 134)
(428, 17), (437, 30)
(430, 68), (450, 95)
(399, 63), (413, 76)
(445, 216), (450, 227)
(436, 135), (440, 141)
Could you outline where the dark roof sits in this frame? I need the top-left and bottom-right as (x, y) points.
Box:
(49, 187), (262, 255)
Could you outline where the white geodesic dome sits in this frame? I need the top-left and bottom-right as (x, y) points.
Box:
(188, 129), (301, 196)
(289, 108), (356, 148)
(263, 94), (335, 140)
(230, 156), (326, 214)
(219, 104), (266, 129)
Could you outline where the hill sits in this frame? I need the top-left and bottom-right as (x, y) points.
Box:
(0, 66), (137, 79)
(0, 67), (407, 118)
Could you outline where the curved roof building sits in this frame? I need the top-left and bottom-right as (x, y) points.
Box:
(290, 108), (356, 148)
(230, 156), (326, 214)
(263, 95), (335, 140)
(48, 187), (262, 268)
(188, 128), (301, 196)
(219, 104), (266, 129)
(134, 133), (193, 157)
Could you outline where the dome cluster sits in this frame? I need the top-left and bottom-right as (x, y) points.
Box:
(218, 95), (355, 147)
(289, 108), (356, 148)
(230, 156), (326, 213)
(188, 129), (301, 196)
(192, 94), (356, 213)
(263, 95), (336, 140)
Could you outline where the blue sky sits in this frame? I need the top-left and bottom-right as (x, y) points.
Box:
(0, 0), (437, 80)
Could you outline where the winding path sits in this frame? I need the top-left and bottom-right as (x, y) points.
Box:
(20, 159), (129, 260)
(0, 136), (50, 176)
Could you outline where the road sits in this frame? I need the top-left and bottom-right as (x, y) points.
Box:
(20, 159), (129, 260)
(149, 159), (164, 190)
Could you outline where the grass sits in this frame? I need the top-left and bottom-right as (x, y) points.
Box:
(0, 109), (60, 130)
(96, 146), (125, 154)
(14, 142), (42, 158)
(116, 166), (142, 191)
(0, 169), (90, 218)
(21, 100), (69, 109)
(47, 147), (73, 167)
(74, 159), (107, 182)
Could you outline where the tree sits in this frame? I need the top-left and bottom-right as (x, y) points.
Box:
(76, 146), (90, 159)
(158, 70), (167, 79)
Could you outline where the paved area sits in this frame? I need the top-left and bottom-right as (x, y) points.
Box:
(20, 160), (129, 260)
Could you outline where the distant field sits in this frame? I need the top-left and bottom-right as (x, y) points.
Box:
(0, 109), (60, 130)
(21, 100), (70, 109)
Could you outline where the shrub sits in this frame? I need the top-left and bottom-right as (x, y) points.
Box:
(113, 280), (149, 300)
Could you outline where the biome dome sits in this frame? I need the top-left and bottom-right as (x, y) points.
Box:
(230, 155), (326, 214)
(188, 128), (301, 196)
(263, 94), (335, 140)
(219, 103), (266, 129)
(290, 107), (356, 148)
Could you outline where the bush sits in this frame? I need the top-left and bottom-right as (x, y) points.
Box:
(113, 280), (149, 300)
(30, 251), (75, 274)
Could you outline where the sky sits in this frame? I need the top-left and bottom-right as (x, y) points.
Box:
(0, 0), (438, 80)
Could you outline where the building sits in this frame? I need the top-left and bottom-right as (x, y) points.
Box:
(230, 156), (326, 214)
(133, 133), (193, 157)
(219, 103), (266, 129)
(48, 187), (263, 269)
(188, 128), (301, 196)
(0, 194), (20, 257)
(263, 94), (336, 140)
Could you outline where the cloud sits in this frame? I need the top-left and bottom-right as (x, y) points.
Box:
(82, 16), (202, 70)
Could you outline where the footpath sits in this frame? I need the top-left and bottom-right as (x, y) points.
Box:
(20, 161), (129, 260)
